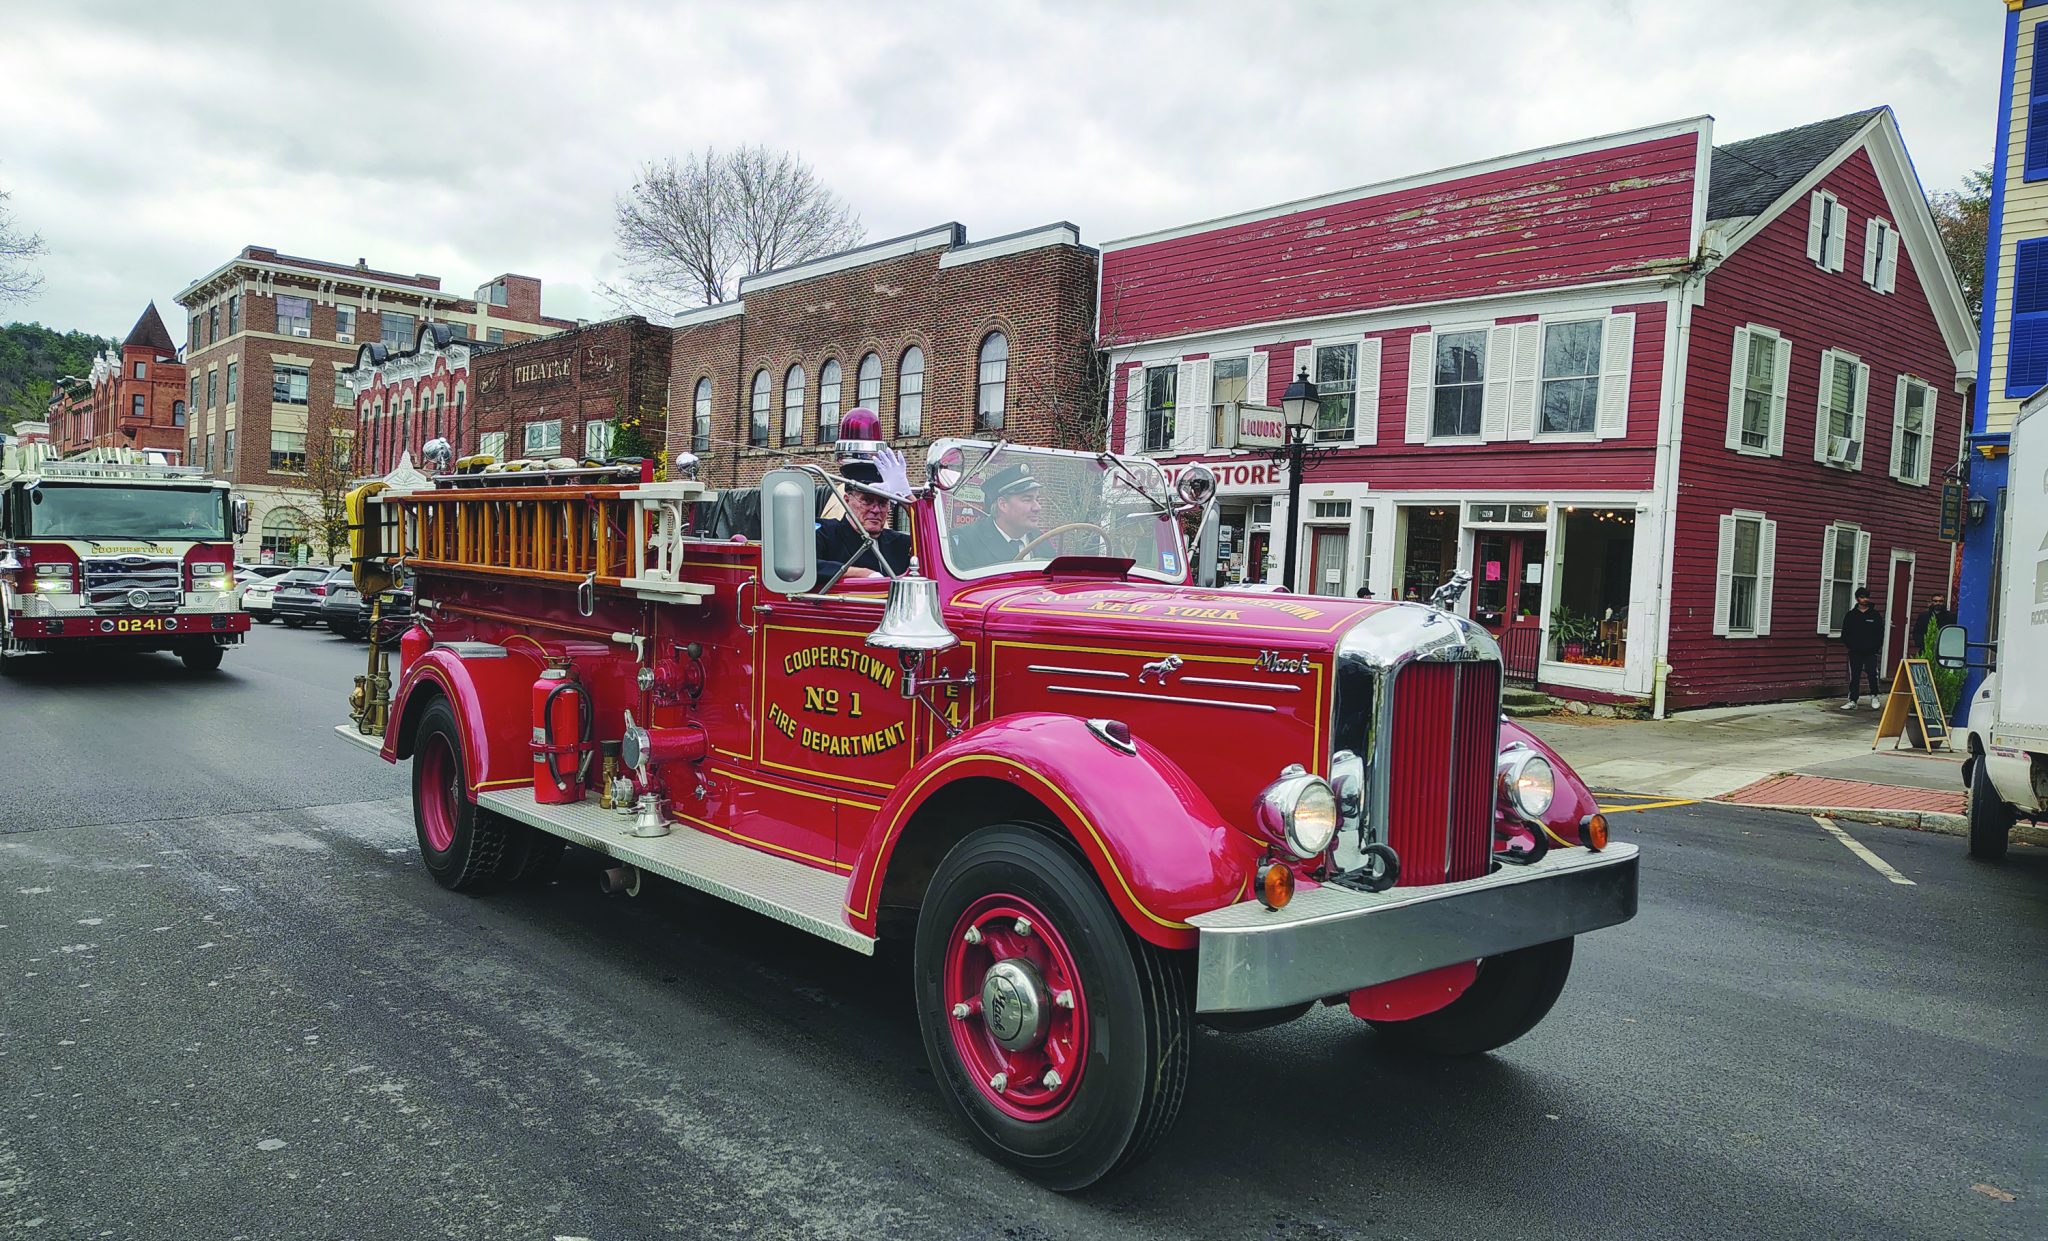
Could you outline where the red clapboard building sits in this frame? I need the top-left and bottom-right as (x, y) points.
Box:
(1101, 108), (1975, 709)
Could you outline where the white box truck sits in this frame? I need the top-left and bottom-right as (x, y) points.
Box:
(1942, 391), (2048, 858)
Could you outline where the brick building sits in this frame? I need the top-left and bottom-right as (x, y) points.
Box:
(665, 223), (1099, 488)
(47, 304), (189, 461)
(464, 316), (672, 467)
(174, 246), (576, 559)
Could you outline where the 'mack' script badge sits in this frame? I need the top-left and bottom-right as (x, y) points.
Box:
(1255, 650), (1314, 675)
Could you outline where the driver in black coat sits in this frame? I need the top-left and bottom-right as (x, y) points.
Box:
(950, 462), (1045, 570)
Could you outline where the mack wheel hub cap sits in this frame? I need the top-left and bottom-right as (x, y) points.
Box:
(980, 958), (1049, 1052)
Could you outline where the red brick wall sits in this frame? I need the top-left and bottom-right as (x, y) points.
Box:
(467, 317), (672, 462)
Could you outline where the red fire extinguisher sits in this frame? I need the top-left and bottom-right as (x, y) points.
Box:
(531, 667), (592, 804)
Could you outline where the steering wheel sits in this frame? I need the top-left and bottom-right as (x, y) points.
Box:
(1017, 522), (1112, 558)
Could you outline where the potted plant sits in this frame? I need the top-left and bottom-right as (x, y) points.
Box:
(1550, 605), (1596, 661)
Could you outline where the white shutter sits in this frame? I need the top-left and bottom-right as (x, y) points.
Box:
(1814, 349), (1835, 463)
(1917, 390), (1936, 484)
(1713, 514), (1736, 637)
(1245, 350), (1268, 413)
(1850, 361), (1869, 468)
(1290, 345), (1312, 395)
(1756, 519), (1776, 637)
(1508, 321), (1541, 439)
(1889, 375), (1908, 480)
(1353, 337), (1380, 445)
(1879, 227), (1900, 294)
(1818, 526), (1839, 634)
(1122, 363), (1145, 454)
(1768, 334), (1791, 457)
(1725, 327), (1751, 451)
(1806, 192), (1827, 264)
(1826, 201), (1849, 272)
(1597, 312), (1635, 439)
(1405, 332), (1432, 443)
(1482, 323), (1513, 441)
(1862, 218), (1881, 285)
(1853, 530), (1871, 596)
(1175, 358), (1210, 454)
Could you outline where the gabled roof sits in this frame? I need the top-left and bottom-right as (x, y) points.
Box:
(122, 301), (178, 355)
(1707, 108), (1886, 223)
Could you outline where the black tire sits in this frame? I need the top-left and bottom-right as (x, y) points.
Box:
(504, 831), (566, 883)
(1366, 938), (1574, 1056)
(411, 698), (517, 893)
(914, 824), (1190, 1191)
(253, 614), (273, 624)
(282, 616), (305, 629)
(1968, 754), (2013, 862)
(179, 643), (224, 673)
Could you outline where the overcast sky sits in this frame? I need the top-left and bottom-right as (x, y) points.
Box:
(0, 0), (2003, 341)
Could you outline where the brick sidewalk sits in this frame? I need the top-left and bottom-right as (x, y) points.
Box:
(1723, 774), (1965, 815)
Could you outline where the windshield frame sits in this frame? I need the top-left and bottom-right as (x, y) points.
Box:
(21, 482), (232, 542)
(925, 439), (1190, 585)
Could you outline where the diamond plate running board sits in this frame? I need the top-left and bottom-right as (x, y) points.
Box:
(478, 788), (874, 954)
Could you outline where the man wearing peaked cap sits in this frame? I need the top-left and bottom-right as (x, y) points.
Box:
(951, 461), (1045, 570)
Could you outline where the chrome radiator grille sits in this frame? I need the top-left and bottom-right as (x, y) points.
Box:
(1384, 660), (1501, 886)
(83, 554), (183, 612)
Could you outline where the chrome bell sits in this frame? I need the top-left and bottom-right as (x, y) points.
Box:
(867, 564), (959, 658)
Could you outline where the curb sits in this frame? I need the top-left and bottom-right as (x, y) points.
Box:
(1713, 800), (2048, 847)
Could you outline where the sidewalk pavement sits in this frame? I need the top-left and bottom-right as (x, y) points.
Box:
(1524, 697), (1979, 833)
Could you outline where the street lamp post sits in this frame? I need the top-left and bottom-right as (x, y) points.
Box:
(1276, 366), (1322, 593)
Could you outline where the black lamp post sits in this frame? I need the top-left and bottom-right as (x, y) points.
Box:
(1275, 366), (1324, 592)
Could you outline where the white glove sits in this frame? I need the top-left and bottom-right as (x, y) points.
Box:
(872, 445), (913, 502)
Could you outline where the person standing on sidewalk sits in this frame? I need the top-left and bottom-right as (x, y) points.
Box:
(1840, 587), (1885, 709)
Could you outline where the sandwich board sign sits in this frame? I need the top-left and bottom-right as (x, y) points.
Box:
(1873, 658), (1948, 751)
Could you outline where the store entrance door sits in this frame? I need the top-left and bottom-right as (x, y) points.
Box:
(1474, 531), (1546, 680)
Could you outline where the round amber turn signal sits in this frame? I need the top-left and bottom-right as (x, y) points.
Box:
(1256, 861), (1295, 911)
(1582, 813), (1609, 851)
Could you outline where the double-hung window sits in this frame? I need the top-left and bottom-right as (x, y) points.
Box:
(749, 369), (771, 447)
(227, 294), (241, 334)
(1863, 218), (1899, 293)
(272, 364), (309, 405)
(1211, 355), (1249, 445)
(817, 358), (842, 443)
(1815, 350), (1867, 468)
(1806, 190), (1848, 273)
(584, 419), (613, 458)
(1819, 522), (1868, 635)
(269, 430), (306, 473)
(1713, 511), (1776, 638)
(897, 348), (924, 438)
(1431, 331), (1485, 438)
(782, 365), (806, 447)
(1538, 320), (1603, 434)
(1314, 342), (1357, 441)
(523, 419), (561, 457)
(856, 352), (881, 409)
(380, 312), (414, 349)
(1727, 326), (1788, 455)
(1891, 376), (1934, 486)
(225, 362), (238, 405)
(976, 332), (1008, 432)
(335, 306), (356, 343)
(1143, 365), (1176, 453)
(692, 378), (711, 453)
(275, 295), (310, 337)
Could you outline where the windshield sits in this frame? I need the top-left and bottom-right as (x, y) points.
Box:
(26, 484), (229, 541)
(932, 442), (1189, 583)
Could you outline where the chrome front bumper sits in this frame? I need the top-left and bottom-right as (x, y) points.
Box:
(1188, 844), (1639, 1013)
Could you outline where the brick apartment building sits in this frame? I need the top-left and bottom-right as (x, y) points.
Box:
(465, 316), (671, 468)
(666, 222), (1098, 488)
(174, 246), (575, 560)
(46, 304), (189, 461)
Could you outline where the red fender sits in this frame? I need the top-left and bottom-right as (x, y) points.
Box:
(846, 713), (1263, 950)
(1498, 717), (1600, 845)
(383, 645), (540, 796)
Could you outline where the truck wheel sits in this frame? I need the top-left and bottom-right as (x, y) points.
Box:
(504, 831), (565, 883)
(914, 824), (1190, 1191)
(1365, 938), (1573, 1056)
(179, 643), (224, 673)
(412, 699), (516, 892)
(1968, 756), (2013, 862)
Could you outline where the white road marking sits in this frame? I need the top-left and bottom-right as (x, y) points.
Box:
(1811, 815), (1915, 886)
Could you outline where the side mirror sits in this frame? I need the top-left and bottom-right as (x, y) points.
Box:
(232, 497), (250, 535)
(758, 469), (818, 595)
(1934, 623), (1967, 670)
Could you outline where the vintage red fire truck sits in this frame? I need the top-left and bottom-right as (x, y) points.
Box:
(0, 443), (251, 672)
(336, 433), (1636, 1189)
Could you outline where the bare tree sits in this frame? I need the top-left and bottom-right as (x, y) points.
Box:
(602, 145), (863, 320)
(0, 186), (48, 307)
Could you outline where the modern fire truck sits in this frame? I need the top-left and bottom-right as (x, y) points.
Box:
(336, 433), (1637, 1189)
(0, 442), (251, 672)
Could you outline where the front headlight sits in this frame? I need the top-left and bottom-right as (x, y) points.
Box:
(191, 562), (227, 577)
(1253, 764), (1340, 859)
(1497, 749), (1555, 819)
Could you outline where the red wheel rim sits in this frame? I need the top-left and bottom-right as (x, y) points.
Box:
(942, 893), (1089, 1121)
(418, 731), (459, 853)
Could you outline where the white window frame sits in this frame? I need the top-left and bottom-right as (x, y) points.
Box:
(1532, 314), (1606, 442)
(478, 430), (508, 460)
(782, 365), (806, 447)
(335, 304), (356, 344)
(1713, 509), (1776, 638)
(1806, 190), (1849, 273)
(1817, 521), (1870, 636)
(584, 419), (613, 459)
(1813, 349), (1869, 471)
(523, 419), (561, 457)
(1889, 375), (1935, 487)
(1208, 353), (1253, 447)
(1409, 320), (1495, 445)
(1724, 324), (1791, 457)
(1142, 363), (1177, 454)
(1862, 217), (1900, 294)
(692, 377), (712, 453)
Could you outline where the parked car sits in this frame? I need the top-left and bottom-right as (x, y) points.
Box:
(241, 576), (281, 621)
(237, 562), (294, 580)
(325, 568), (414, 642)
(269, 566), (338, 628)
(322, 572), (365, 639)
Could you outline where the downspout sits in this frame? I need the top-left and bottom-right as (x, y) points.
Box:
(1653, 263), (1709, 719)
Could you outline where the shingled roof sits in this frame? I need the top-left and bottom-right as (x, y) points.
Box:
(121, 301), (178, 356)
(1707, 107), (1887, 223)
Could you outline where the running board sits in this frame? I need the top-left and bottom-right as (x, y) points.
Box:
(477, 788), (874, 955)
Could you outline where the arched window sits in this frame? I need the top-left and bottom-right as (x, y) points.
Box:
(259, 508), (307, 563)
(693, 377), (712, 452)
(897, 346), (925, 438)
(976, 332), (1008, 432)
(171, 400), (186, 428)
(782, 365), (806, 447)
(454, 387), (466, 453)
(434, 392), (445, 438)
(749, 369), (771, 446)
(817, 358), (842, 443)
(857, 352), (881, 410)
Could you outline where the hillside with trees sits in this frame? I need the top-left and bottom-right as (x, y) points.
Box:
(0, 322), (113, 434)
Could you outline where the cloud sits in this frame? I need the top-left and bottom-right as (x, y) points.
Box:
(0, 0), (2001, 336)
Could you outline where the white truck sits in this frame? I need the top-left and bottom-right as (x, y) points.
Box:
(1942, 392), (2048, 859)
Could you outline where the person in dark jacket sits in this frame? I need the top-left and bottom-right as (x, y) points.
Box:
(950, 462), (1045, 570)
(1839, 586), (1886, 709)
(816, 457), (911, 581)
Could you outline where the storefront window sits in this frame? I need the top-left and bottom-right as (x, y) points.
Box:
(1550, 507), (1636, 666)
(1398, 506), (1457, 601)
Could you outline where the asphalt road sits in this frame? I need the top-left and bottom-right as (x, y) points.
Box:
(2, 627), (2043, 1240)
